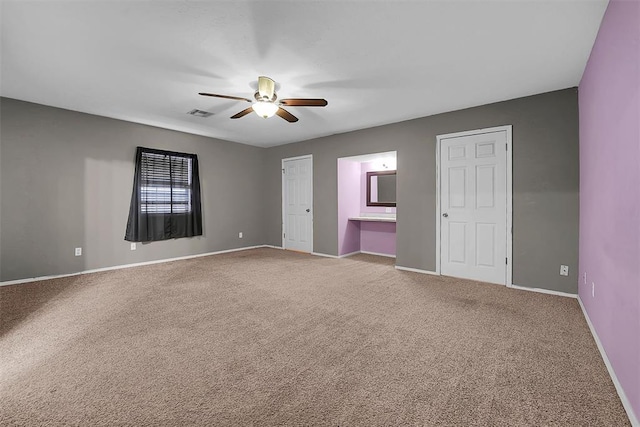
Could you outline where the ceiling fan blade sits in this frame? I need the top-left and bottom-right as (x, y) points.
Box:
(199, 93), (252, 103)
(276, 107), (299, 123)
(279, 98), (328, 107)
(230, 107), (254, 119)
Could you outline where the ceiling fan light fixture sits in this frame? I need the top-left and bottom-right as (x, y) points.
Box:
(252, 101), (279, 118)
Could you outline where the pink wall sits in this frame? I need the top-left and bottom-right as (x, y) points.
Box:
(337, 159), (361, 256)
(360, 221), (396, 256)
(578, 0), (640, 421)
(338, 159), (397, 257)
(360, 162), (396, 256)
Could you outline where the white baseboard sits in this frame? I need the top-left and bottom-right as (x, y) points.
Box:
(316, 251), (396, 260)
(395, 265), (439, 275)
(314, 250), (397, 260)
(338, 251), (360, 258)
(311, 252), (339, 259)
(262, 245), (283, 250)
(509, 284), (577, 299)
(578, 297), (639, 426)
(0, 245), (271, 287)
(359, 250), (396, 259)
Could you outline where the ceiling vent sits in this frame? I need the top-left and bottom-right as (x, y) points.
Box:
(187, 109), (213, 118)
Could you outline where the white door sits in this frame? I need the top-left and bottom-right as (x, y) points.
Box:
(282, 156), (313, 253)
(439, 129), (510, 285)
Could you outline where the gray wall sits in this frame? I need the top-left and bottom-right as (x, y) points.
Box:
(1, 89), (580, 294)
(264, 89), (579, 294)
(0, 98), (266, 282)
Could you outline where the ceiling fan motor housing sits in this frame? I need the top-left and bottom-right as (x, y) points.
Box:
(254, 91), (277, 103)
(257, 76), (276, 101)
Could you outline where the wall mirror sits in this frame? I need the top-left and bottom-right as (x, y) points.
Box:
(366, 170), (397, 207)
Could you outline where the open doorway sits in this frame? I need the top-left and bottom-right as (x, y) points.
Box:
(337, 152), (397, 258)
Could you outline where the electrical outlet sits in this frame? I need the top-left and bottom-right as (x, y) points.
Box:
(583, 272), (587, 285)
(74, 247), (82, 256)
(238, 232), (243, 239)
(130, 243), (137, 251)
(560, 265), (569, 276)
(592, 282), (595, 298)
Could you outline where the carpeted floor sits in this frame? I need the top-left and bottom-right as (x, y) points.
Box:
(0, 248), (630, 426)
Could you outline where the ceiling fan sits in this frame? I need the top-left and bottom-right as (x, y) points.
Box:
(199, 76), (328, 123)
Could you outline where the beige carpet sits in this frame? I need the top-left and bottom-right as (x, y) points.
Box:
(0, 248), (630, 426)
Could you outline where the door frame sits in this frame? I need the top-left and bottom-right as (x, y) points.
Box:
(435, 125), (513, 286)
(281, 154), (314, 252)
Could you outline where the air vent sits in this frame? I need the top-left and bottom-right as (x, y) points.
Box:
(187, 109), (213, 118)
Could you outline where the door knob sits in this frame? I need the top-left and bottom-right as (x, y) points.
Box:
(442, 213), (449, 218)
(306, 208), (310, 213)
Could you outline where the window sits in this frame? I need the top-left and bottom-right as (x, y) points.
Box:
(140, 151), (193, 214)
(125, 147), (202, 242)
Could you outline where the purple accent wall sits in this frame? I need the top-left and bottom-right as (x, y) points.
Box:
(579, 0), (640, 420)
(337, 159), (361, 256)
(338, 158), (397, 257)
(360, 221), (397, 256)
(360, 162), (397, 256)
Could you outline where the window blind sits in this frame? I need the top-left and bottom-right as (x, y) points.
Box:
(125, 147), (203, 242)
(140, 151), (193, 214)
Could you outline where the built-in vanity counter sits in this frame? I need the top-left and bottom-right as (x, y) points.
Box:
(348, 215), (396, 223)
(346, 214), (396, 257)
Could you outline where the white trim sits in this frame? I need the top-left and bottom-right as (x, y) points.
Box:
(510, 284), (577, 299)
(338, 250), (361, 258)
(280, 154), (314, 162)
(281, 154), (313, 253)
(262, 245), (283, 250)
(505, 126), (513, 289)
(395, 265), (439, 275)
(0, 245), (272, 287)
(359, 250), (396, 258)
(578, 297), (639, 426)
(435, 136), (441, 275)
(437, 125), (514, 141)
(435, 125), (513, 286)
(311, 252), (339, 259)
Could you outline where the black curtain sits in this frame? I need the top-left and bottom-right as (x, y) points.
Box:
(125, 147), (202, 242)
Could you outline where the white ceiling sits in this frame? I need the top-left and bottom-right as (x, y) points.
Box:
(1, 1), (607, 148)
